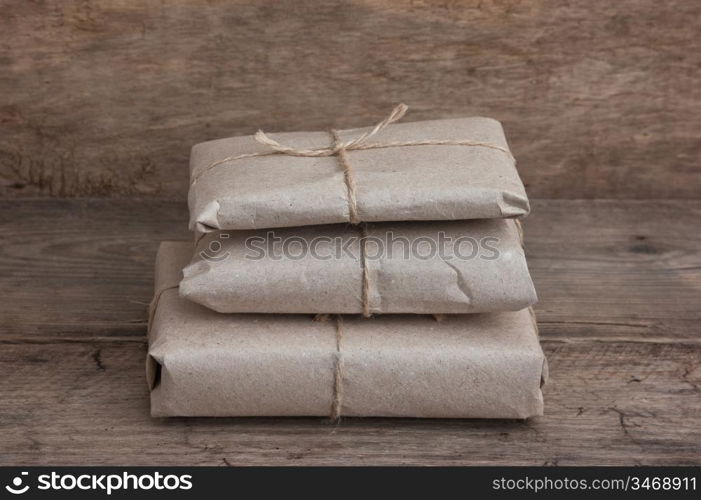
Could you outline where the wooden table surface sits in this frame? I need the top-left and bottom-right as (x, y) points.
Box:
(0, 199), (699, 465)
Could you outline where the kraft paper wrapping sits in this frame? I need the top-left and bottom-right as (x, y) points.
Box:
(188, 116), (528, 232)
(148, 242), (547, 418)
(180, 219), (537, 314)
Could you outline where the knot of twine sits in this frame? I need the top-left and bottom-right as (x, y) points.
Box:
(191, 103), (515, 226)
(255, 103), (409, 158)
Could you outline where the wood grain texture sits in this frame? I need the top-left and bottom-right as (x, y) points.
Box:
(0, 199), (699, 464)
(2, 0), (700, 199)
(526, 200), (701, 342)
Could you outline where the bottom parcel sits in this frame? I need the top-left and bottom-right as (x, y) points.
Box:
(147, 241), (548, 419)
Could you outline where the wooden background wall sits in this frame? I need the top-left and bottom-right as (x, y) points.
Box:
(1, 0), (699, 200)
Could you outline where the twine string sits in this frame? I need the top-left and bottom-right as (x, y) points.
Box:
(331, 314), (344, 421)
(330, 129), (361, 225)
(358, 223), (371, 318)
(313, 313), (345, 420)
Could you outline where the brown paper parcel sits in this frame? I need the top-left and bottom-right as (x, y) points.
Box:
(188, 113), (528, 232)
(149, 241), (547, 418)
(181, 219), (536, 315)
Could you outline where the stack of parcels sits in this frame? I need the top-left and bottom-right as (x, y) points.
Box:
(148, 106), (548, 418)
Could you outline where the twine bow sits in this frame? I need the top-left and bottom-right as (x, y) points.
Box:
(255, 104), (409, 157)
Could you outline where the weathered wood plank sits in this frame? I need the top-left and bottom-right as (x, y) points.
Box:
(526, 200), (701, 341)
(0, 199), (189, 339)
(1, 199), (699, 341)
(0, 340), (698, 465)
(2, 1), (700, 199)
